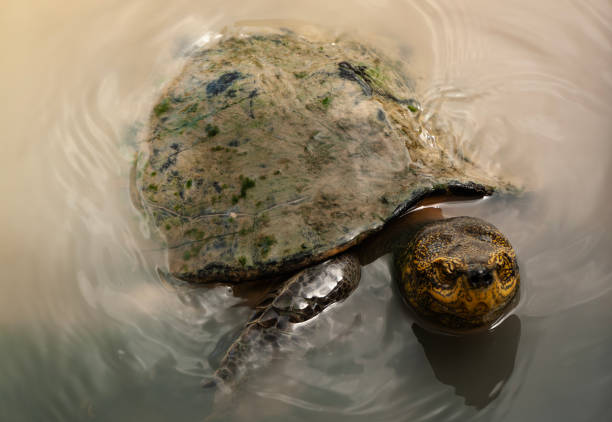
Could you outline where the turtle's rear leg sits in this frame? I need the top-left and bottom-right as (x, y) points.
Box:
(208, 253), (361, 389)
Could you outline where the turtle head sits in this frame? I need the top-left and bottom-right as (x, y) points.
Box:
(396, 216), (519, 330)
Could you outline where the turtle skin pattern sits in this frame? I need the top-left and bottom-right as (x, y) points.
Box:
(210, 253), (361, 388)
(395, 216), (519, 330)
(209, 216), (520, 388)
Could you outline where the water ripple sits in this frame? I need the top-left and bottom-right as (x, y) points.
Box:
(2, 0), (612, 421)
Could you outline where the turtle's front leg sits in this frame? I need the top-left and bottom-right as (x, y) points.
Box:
(208, 253), (361, 389)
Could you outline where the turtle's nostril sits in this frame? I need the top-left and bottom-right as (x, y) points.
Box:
(467, 268), (494, 289)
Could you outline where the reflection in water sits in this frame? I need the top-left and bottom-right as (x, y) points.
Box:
(413, 315), (521, 409)
(1, 0), (612, 420)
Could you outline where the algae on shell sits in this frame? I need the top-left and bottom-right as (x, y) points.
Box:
(134, 30), (514, 283)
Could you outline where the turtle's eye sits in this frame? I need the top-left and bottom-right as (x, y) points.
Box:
(432, 260), (459, 289)
(494, 251), (517, 287)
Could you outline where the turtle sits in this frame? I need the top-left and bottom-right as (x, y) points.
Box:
(131, 27), (521, 389)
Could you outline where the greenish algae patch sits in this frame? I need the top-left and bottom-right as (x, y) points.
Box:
(154, 98), (170, 116)
(185, 228), (205, 240)
(184, 103), (198, 113)
(239, 176), (256, 198)
(256, 235), (277, 258)
(205, 124), (220, 137)
(134, 31), (516, 283)
(182, 243), (203, 261)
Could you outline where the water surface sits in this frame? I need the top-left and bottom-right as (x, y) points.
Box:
(1, 1), (611, 421)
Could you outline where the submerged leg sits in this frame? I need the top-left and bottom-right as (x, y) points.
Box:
(208, 253), (361, 389)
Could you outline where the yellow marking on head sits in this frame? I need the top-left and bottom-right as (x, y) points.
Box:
(394, 216), (520, 328)
(428, 282), (461, 304)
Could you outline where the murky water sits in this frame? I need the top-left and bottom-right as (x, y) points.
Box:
(1, 1), (611, 421)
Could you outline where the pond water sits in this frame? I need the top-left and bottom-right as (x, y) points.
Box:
(1, 1), (611, 421)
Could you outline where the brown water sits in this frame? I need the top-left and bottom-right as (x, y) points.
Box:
(1, 1), (611, 421)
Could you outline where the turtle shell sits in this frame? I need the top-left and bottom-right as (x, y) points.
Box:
(134, 30), (514, 283)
